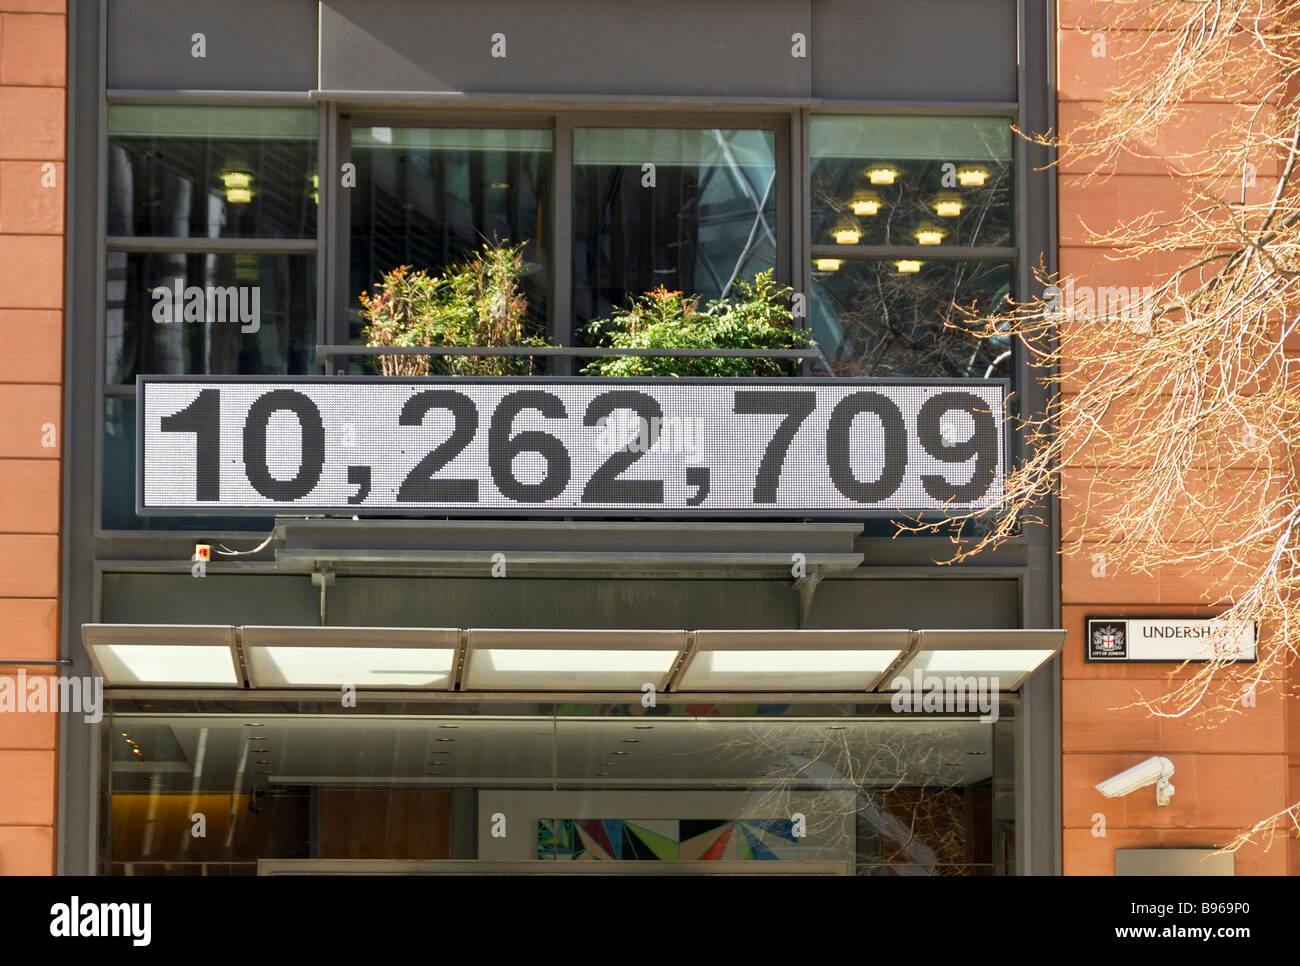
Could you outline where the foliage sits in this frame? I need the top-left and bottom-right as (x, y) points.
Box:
(918, 0), (1300, 853)
(358, 241), (547, 376)
(581, 270), (812, 377)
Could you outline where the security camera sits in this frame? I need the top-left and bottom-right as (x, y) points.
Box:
(1095, 756), (1174, 806)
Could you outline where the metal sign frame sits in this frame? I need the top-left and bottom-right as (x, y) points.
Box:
(137, 374), (1011, 519)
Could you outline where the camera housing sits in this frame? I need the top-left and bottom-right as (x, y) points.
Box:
(1095, 756), (1175, 806)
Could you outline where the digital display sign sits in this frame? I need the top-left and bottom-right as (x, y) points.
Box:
(138, 377), (1007, 516)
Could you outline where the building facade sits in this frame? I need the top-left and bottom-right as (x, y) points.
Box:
(0, 0), (1290, 876)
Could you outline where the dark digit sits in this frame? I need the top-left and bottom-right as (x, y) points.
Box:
(488, 390), (571, 503)
(582, 391), (665, 504)
(734, 390), (817, 502)
(159, 388), (220, 501)
(347, 465), (371, 505)
(916, 391), (1000, 503)
(826, 392), (907, 504)
(685, 467), (710, 506)
(397, 390), (479, 502)
(243, 390), (325, 501)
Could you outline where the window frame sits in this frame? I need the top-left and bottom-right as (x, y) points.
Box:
(96, 100), (1023, 534)
(331, 109), (792, 376)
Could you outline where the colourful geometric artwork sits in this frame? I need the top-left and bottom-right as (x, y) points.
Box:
(538, 819), (797, 860)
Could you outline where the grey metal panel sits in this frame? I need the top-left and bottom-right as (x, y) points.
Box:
(320, 0), (812, 97)
(323, 575), (1018, 631)
(59, 0), (104, 879)
(106, 0), (317, 91)
(811, 0), (1017, 101)
(1117, 849), (1234, 876)
(1015, 0), (1061, 877)
(810, 578), (1018, 630)
(100, 574), (320, 625)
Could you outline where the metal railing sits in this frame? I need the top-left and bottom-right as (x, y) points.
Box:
(316, 344), (819, 370)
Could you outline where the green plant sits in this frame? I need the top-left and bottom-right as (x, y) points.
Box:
(581, 270), (812, 377)
(358, 241), (548, 376)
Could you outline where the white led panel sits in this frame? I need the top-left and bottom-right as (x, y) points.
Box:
(138, 377), (1007, 516)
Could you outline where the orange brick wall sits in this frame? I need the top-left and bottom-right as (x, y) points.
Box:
(1057, 1), (1294, 875)
(0, 0), (64, 876)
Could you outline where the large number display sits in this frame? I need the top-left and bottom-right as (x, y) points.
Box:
(138, 377), (1007, 516)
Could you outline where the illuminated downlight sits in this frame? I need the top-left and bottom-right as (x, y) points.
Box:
(814, 258), (843, 272)
(957, 168), (988, 187)
(832, 228), (861, 245)
(221, 171), (253, 204)
(915, 228), (944, 246)
(868, 167), (898, 185)
(851, 198), (881, 216)
(896, 260), (922, 274)
(935, 199), (963, 217)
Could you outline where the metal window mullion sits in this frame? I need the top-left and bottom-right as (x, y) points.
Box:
(317, 99), (332, 374)
(794, 107), (812, 375)
(552, 114), (573, 375)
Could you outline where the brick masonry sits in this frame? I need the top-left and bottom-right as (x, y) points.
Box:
(0, 0), (63, 876)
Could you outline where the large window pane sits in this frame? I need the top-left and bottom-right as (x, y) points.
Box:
(107, 106), (318, 239)
(102, 705), (1008, 875)
(573, 128), (777, 329)
(349, 127), (553, 340)
(811, 117), (1012, 249)
(105, 251), (316, 384)
(810, 260), (1013, 380)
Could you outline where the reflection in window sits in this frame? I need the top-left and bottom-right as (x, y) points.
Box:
(811, 117), (1012, 249)
(349, 127), (553, 339)
(810, 260), (1013, 380)
(102, 707), (1009, 875)
(107, 106), (318, 239)
(105, 252), (316, 384)
(573, 128), (777, 329)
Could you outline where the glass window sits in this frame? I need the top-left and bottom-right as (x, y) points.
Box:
(349, 127), (553, 340)
(810, 260), (1013, 380)
(102, 703), (1011, 875)
(811, 116), (1012, 249)
(572, 127), (777, 329)
(105, 251), (316, 384)
(107, 106), (318, 239)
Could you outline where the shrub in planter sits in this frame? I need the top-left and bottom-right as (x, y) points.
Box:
(581, 270), (812, 377)
(358, 241), (548, 376)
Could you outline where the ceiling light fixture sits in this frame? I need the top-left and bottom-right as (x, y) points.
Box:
(915, 229), (944, 246)
(868, 167), (898, 185)
(221, 171), (253, 204)
(833, 228), (861, 245)
(896, 260), (923, 274)
(814, 258), (843, 272)
(851, 198), (881, 216)
(957, 168), (987, 187)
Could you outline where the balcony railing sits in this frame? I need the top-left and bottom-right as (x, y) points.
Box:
(316, 344), (820, 372)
